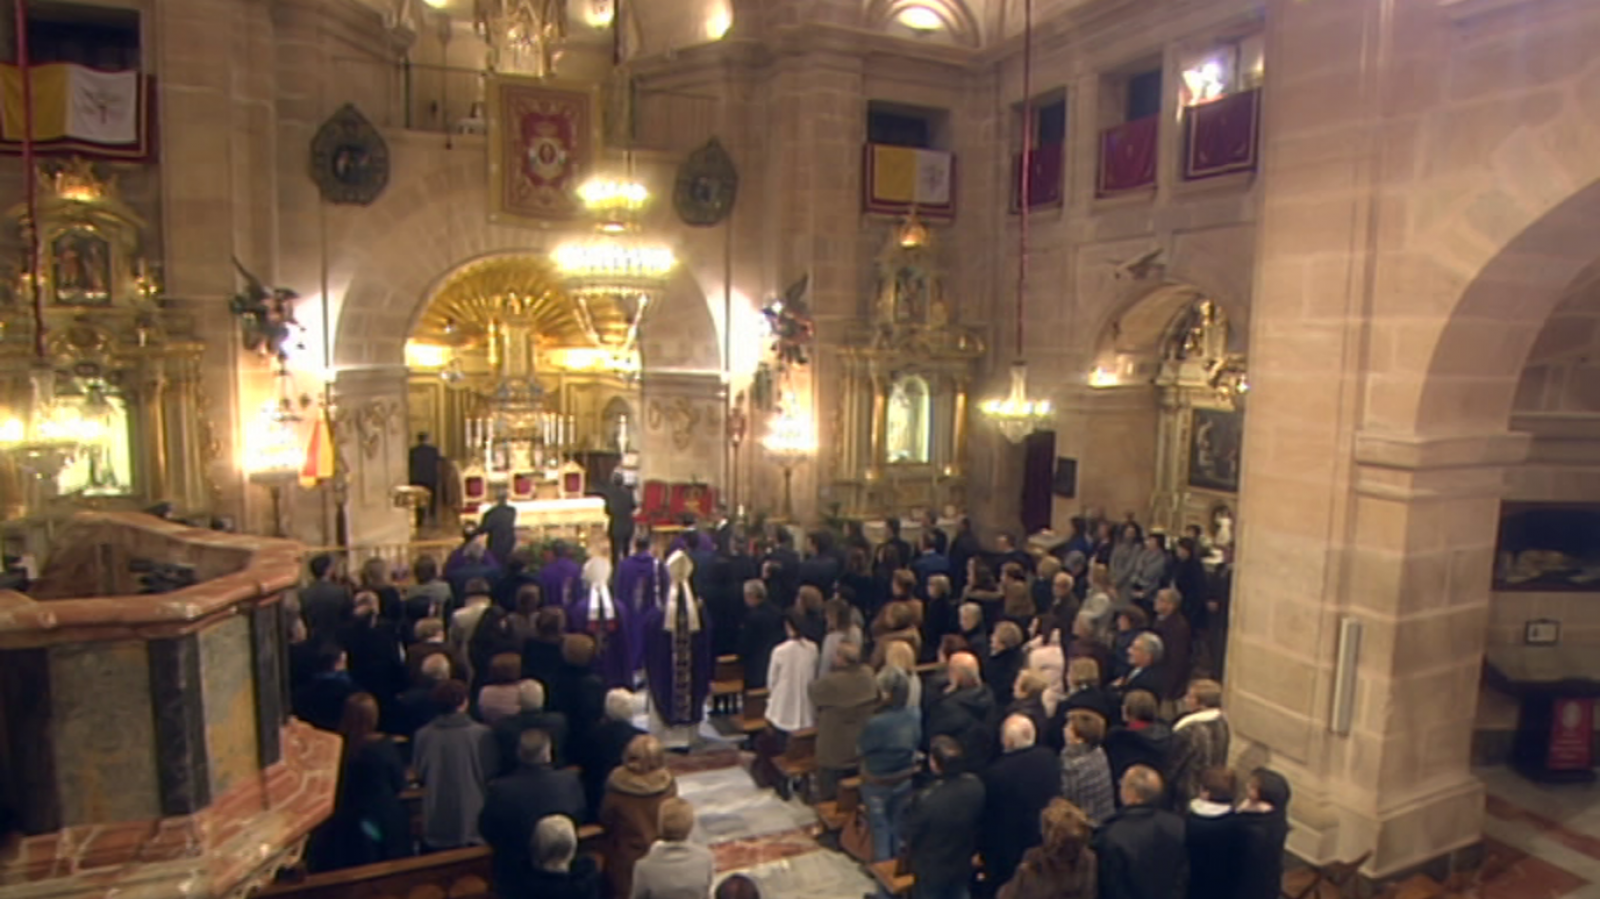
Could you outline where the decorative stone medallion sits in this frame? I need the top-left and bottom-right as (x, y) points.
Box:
(309, 104), (390, 206)
(673, 137), (739, 227)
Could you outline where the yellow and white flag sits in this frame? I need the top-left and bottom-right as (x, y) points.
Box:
(867, 144), (953, 208)
(1, 64), (142, 146)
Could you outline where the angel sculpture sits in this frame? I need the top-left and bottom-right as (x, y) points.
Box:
(229, 257), (302, 362)
(760, 274), (814, 368)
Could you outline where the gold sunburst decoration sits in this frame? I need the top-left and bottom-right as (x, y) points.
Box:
(412, 254), (631, 349)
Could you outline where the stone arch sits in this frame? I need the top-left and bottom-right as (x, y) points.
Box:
(861, 0), (981, 48)
(1086, 279), (1248, 382)
(1412, 179), (1600, 436)
(328, 148), (722, 373)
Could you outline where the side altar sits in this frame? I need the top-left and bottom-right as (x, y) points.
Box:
(829, 215), (984, 518)
(0, 159), (216, 533)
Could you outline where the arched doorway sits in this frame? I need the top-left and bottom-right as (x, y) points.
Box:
(403, 253), (644, 528)
(1077, 282), (1249, 534)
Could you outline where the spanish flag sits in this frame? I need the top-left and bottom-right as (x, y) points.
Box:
(300, 414), (334, 488)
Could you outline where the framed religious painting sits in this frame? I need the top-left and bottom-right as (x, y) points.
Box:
(1186, 406), (1243, 493)
(487, 76), (599, 225)
(50, 227), (113, 305)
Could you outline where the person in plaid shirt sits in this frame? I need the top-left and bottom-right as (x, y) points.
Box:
(1060, 709), (1116, 825)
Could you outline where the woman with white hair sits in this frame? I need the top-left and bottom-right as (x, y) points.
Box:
(518, 814), (600, 899)
(582, 688), (647, 811)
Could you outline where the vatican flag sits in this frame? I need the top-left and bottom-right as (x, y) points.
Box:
(300, 415), (335, 488)
(1, 64), (141, 146)
(865, 144), (954, 215)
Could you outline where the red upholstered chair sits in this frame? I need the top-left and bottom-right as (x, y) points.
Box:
(638, 480), (669, 525)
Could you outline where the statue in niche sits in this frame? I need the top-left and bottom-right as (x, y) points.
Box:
(886, 375), (930, 465)
(1166, 299), (1229, 363)
(893, 264), (930, 322)
(875, 215), (943, 325)
(52, 229), (112, 305)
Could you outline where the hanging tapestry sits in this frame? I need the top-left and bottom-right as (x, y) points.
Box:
(0, 64), (157, 160)
(1184, 89), (1260, 181)
(488, 76), (597, 224)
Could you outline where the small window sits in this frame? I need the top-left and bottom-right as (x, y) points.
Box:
(867, 101), (949, 150)
(1126, 69), (1163, 121)
(1035, 98), (1067, 145)
(25, 1), (141, 70)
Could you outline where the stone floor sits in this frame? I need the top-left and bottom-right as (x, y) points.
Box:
(1479, 766), (1600, 898)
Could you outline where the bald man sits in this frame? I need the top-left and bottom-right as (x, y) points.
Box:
(1094, 765), (1188, 899)
(979, 714), (1063, 886)
(925, 650), (997, 769)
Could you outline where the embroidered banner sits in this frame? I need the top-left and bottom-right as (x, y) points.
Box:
(1184, 88), (1260, 181)
(488, 77), (597, 224)
(1098, 115), (1158, 195)
(0, 64), (155, 160)
(863, 143), (955, 219)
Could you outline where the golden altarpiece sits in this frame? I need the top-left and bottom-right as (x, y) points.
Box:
(0, 160), (212, 524)
(1149, 298), (1246, 535)
(830, 217), (983, 517)
(405, 254), (637, 524)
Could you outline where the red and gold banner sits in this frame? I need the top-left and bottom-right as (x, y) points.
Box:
(488, 76), (597, 224)
(1098, 115), (1158, 195)
(1184, 89), (1260, 181)
(0, 64), (156, 161)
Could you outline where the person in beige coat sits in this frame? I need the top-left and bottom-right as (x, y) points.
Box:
(808, 641), (879, 801)
(599, 735), (679, 899)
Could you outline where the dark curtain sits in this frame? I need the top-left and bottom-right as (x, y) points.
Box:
(1021, 431), (1056, 535)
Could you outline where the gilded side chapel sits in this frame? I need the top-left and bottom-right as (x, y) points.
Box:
(0, 0), (1597, 897)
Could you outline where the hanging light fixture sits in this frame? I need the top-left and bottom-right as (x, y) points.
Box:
(473, 0), (568, 76)
(980, 0), (1054, 443)
(550, 0), (675, 348)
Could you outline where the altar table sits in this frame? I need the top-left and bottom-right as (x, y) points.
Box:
(1483, 646), (1600, 783)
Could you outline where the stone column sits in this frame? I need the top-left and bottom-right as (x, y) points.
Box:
(331, 366), (411, 550)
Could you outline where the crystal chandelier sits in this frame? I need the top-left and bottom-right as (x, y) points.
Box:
(979, 0), (1054, 443)
(0, 368), (96, 499)
(552, 175), (675, 349)
(473, 0), (569, 76)
(762, 393), (817, 520)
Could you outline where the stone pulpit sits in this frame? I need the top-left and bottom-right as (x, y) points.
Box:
(0, 512), (337, 899)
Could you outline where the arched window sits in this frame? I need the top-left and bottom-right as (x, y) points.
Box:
(886, 375), (931, 464)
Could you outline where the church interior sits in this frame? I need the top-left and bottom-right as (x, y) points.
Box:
(3, 0), (1600, 897)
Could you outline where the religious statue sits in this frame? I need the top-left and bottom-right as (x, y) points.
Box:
(643, 550), (713, 742)
(569, 555), (631, 688)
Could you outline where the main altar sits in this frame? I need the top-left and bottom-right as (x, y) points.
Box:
(829, 215), (984, 517)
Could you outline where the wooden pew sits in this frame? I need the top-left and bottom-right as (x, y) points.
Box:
(771, 727), (818, 800)
(711, 655), (744, 715)
(811, 774), (861, 832)
(739, 688), (770, 736)
(260, 847), (492, 899)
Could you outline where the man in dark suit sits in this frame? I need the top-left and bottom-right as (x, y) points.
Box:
(737, 579), (785, 690)
(903, 736), (986, 899)
(599, 471), (636, 569)
(300, 553), (352, 642)
(1112, 631), (1167, 706)
(492, 680), (570, 774)
(479, 730), (586, 897)
(1094, 766), (1187, 899)
(920, 508), (948, 556)
(408, 432), (442, 526)
(909, 531), (950, 592)
(480, 487), (518, 567)
(980, 714), (1063, 887)
(761, 529), (801, 608)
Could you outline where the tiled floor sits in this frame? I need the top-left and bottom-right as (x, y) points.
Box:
(1479, 766), (1600, 898)
(630, 692), (877, 899)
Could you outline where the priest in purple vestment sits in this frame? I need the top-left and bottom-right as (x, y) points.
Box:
(540, 541), (581, 611)
(567, 555), (631, 689)
(616, 533), (666, 679)
(644, 550), (713, 734)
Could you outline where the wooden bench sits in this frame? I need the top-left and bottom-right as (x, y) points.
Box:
(260, 846), (492, 899)
(771, 728), (818, 800)
(711, 656), (745, 715)
(739, 688), (770, 735)
(871, 859), (915, 898)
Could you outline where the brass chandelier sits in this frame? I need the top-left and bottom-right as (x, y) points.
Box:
(473, 0), (569, 76)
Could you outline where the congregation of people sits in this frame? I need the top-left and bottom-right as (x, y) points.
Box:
(283, 502), (1285, 899)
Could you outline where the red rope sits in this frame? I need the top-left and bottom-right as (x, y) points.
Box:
(1015, 0), (1032, 359)
(14, 0), (41, 361)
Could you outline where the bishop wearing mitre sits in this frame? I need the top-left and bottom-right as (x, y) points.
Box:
(568, 555), (632, 689)
(643, 549), (713, 747)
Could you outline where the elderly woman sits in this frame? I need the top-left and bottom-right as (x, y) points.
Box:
(598, 735), (678, 899)
(870, 600), (923, 667)
(475, 653), (523, 725)
(518, 815), (601, 899)
(880, 639), (922, 710)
